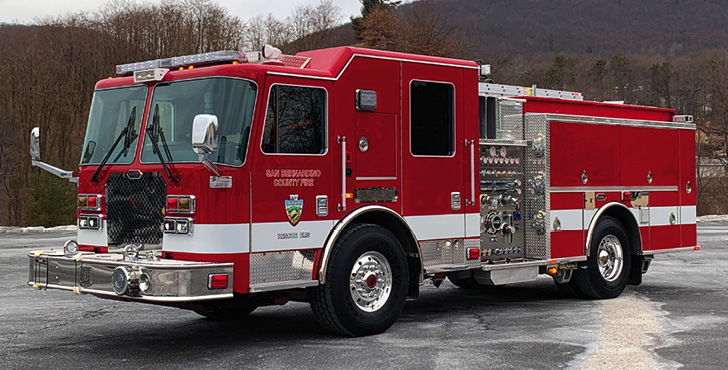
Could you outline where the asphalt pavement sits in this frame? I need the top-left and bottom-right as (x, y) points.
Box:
(0, 224), (726, 369)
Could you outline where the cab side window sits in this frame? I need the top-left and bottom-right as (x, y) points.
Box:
(262, 85), (326, 154)
(410, 80), (454, 156)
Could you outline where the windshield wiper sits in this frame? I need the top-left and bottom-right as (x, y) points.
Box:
(90, 107), (136, 182)
(147, 104), (179, 182)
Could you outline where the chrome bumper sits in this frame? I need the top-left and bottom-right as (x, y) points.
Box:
(28, 250), (234, 303)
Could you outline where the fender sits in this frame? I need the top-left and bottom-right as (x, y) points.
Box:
(584, 201), (642, 256)
(318, 205), (422, 284)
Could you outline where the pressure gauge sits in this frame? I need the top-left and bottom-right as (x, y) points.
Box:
(489, 146), (497, 157)
(499, 146), (507, 157)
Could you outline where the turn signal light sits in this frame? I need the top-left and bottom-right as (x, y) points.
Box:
(78, 194), (102, 211)
(547, 267), (559, 275)
(467, 248), (480, 260)
(208, 274), (228, 289)
(166, 195), (195, 213)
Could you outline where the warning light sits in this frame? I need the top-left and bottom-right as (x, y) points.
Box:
(467, 248), (480, 260)
(547, 267), (559, 275)
(694, 246), (701, 251)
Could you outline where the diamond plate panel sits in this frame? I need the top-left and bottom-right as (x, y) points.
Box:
(523, 114), (551, 259)
(249, 250), (317, 285)
(421, 239), (466, 269)
(496, 98), (524, 140)
(463, 238), (481, 269)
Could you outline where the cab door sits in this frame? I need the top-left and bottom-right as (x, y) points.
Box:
(401, 63), (466, 240)
(250, 78), (334, 258)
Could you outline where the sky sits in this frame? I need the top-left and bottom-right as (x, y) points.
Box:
(0, 0), (364, 24)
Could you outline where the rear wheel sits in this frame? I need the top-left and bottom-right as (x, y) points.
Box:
(309, 223), (408, 336)
(574, 216), (632, 299)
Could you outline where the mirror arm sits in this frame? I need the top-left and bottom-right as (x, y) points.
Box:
(198, 154), (221, 177)
(31, 160), (78, 183)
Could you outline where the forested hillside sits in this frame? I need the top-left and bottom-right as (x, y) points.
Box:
(1, 0), (727, 226)
(422, 0), (728, 57)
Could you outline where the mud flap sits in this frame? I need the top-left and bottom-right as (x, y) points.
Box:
(628, 254), (653, 286)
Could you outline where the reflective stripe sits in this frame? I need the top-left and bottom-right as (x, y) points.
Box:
(550, 209), (583, 231)
(164, 223), (249, 254)
(680, 205), (696, 224)
(250, 220), (334, 253)
(77, 220), (108, 247)
(405, 214), (466, 240)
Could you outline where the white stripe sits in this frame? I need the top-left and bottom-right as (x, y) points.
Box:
(465, 213), (480, 238)
(405, 214), (464, 240)
(164, 223), (248, 254)
(251, 220), (334, 253)
(650, 206), (678, 227)
(550, 209), (582, 231)
(77, 220), (108, 247)
(584, 209), (597, 230)
(560, 205), (695, 232)
(680, 205), (696, 224)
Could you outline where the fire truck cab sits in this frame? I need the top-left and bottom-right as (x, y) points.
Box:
(27, 45), (697, 336)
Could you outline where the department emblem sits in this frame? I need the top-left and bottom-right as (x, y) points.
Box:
(285, 194), (303, 226)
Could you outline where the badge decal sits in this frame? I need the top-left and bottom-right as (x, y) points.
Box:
(285, 195), (303, 226)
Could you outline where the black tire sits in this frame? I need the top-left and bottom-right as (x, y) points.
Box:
(194, 304), (257, 320)
(574, 216), (632, 299)
(555, 278), (584, 298)
(308, 223), (409, 336)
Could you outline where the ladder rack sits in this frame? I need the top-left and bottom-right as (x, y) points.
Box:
(479, 83), (583, 101)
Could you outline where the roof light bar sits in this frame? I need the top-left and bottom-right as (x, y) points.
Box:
(115, 46), (312, 76)
(116, 51), (260, 76)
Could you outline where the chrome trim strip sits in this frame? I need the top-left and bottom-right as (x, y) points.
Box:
(248, 280), (319, 292)
(479, 139), (528, 146)
(551, 186), (678, 193)
(527, 113), (696, 130)
(340, 136), (347, 211)
(642, 246), (698, 255)
(584, 202), (642, 256)
(28, 283), (234, 302)
(469, 140), (475, 205)
(319, 205), (422, 284)
(480, 259), (550, 271)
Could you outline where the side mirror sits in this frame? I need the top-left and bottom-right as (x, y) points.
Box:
(30, 127), (41, 161)
(192, 114), (218, 155)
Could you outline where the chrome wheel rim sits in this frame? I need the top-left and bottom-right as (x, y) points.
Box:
(349, 251), (392, 312)
(597, 235), (624, 282)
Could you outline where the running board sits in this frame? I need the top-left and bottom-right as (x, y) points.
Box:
(474, 265), (538, 285)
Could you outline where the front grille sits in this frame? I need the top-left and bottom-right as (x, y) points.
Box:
(106, 172), (166, 246)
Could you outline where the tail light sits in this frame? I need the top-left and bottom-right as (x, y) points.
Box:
(208, 274), (228, 289)
(166, 195), (195, 213)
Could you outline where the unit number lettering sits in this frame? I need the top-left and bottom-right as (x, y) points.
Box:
(277, 232), (312, 240)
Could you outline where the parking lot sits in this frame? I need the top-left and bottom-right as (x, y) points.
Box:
(1, 223), (726, 369)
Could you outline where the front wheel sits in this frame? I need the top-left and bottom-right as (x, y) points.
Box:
(574, 215), (632, 299)
(309, 223), (409, 336)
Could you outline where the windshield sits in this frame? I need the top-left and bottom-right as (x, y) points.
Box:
(141, 78), (257, 166)
(81, 86), (147, 165)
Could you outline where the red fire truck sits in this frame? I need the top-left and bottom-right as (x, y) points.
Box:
(27, 45), (698, 336)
